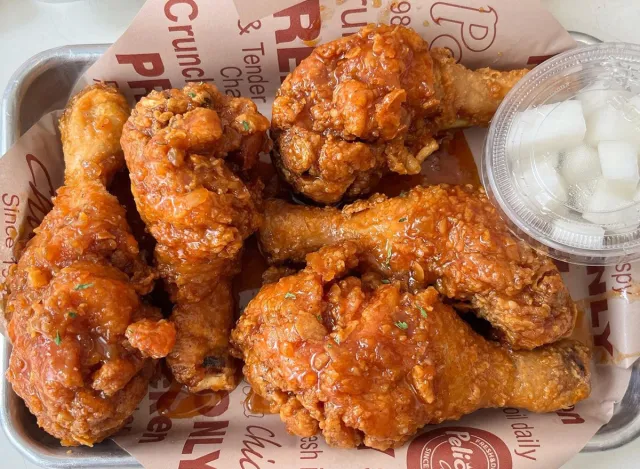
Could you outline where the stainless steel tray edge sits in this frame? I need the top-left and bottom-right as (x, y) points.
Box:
(584, 362), (640, 452)
(0, 33), (638, 468)
(1, 44), (109, 154)
(0, 44), (140, 468)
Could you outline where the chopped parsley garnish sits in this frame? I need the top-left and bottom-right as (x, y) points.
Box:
(241, 120), (250, 131)
(385, 244), (392, 266)
(54, 331), (62, 346)
(381, 279), (390, 284)
(395, 321), (409, 330)
(399, 217), (407, 222)
(316, 314), (322, 322)
(68, 312), (77, 318)
(419, 307), (428, 318)
(188, 92), (196, 98)
(334, 336), (341, 345)
(284, 292), (297, 299)
(399, 191), (408, 197)
(74, 283), (94, 291)
(327, 343), (333, 349)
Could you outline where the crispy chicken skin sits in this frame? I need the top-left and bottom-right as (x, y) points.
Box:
(259, 185), (577, 350)
(231, 243), (590, 450)
(271, 24), (527, 204)
(121, 83), (270, 392)
(3, 84), (176, 446)
(60, 83), (131, 187)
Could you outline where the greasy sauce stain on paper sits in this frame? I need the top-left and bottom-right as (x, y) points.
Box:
(156, 378), (227, 419)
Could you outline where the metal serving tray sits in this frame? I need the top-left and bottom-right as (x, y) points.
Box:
(1, 34), (639, 468)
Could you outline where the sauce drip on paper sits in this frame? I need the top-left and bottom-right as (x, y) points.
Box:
(244, 389), (275, 414)
(156, 378), (227, 419)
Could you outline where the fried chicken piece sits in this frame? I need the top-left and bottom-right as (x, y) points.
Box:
(121, 83), (270, 392)
(3, 84), (176, 446)
(231, 243), (591, 450)
(60, 83), (130, 186)
(259, 185), (577, 350)
(271, 24), (527, 204)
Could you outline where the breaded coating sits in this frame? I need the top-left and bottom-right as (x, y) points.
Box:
(231, 243), (590, 450)
(59, 83), (130, 186)
(121, 83), (270, 392)
(271, 24), (527, 203)
(3, 84), (176, 446)
(259, 185), (577, 349)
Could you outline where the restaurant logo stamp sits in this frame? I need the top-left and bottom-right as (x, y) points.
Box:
(407, 426), (512, 469)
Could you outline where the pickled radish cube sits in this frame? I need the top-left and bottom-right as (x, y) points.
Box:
(507, 111), (542, 161)
(508, 101), (586, 158)
(586, 104), (640, 147)
(584, 205), (640, 227)
(532, 101), (586, 152)
(552, 219), (604, 247)
(598, 141), (639, 186)
(521, 163), (568, 212)
(527, 151), (560, 173)
(540, 151), (560, 169)
(585, 105), (624, 145)
(568, 179), (598, 212)
(559, 144), (601, 185)
(539, 162), (567, 201)
(576, 83), (629, 117)
(582, 179), (639, 226)
(586, 179), (629, 210)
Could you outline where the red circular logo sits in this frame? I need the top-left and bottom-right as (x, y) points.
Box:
(407, 426), (512, 469)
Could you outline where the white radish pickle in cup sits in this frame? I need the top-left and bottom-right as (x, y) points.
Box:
(483, 43), (640, 265)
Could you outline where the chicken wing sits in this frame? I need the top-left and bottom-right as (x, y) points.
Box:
(3, 84), (176, 446)
(259, 184), (577, 349)
(121, 83), (270, 392)
(271, 24), (527, 204)
(231, 242), (590, 450)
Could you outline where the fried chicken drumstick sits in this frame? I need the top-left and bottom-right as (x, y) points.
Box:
(271, 24), (528, 204)
(3, 84), (176, 446)
(231, 242), (590, 450)
(121, 83), (270, 392)
(259, 184), (577, 350)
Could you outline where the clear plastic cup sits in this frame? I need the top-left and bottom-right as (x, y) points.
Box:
(483, 43), (640, 265)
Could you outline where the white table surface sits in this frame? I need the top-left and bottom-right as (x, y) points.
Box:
(0, 0), (638, 468)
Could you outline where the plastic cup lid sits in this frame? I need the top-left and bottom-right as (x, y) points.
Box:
(483, 43), (640, 265)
